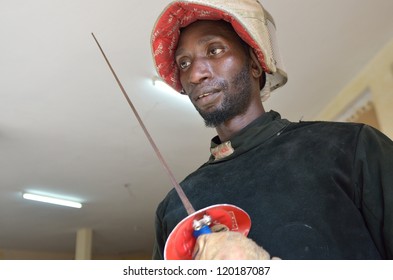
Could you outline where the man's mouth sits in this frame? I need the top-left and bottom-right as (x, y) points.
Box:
(197, 92), (213, 100)
(194, 89), (220, 101)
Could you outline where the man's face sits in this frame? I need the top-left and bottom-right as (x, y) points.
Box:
(175, 20), (254, 127)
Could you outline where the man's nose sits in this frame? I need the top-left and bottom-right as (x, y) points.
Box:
(188, 58), (212, 85)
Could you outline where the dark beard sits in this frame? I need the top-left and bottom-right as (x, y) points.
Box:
(195, 64), (253, 127)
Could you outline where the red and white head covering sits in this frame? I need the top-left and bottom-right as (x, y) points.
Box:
(151, 0), (287, 100)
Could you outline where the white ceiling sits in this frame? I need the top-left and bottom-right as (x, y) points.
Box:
(1, 0), (392, 258)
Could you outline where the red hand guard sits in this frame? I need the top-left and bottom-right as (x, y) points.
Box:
(164, 204), (251, 260)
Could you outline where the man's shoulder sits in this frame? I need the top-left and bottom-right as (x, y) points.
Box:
(285, 120), (391, 142)
(282, 120), (393, 156)
(289, 119), (364, 129)
(284, 119), (366, 137)
(267, 110), (368, 137)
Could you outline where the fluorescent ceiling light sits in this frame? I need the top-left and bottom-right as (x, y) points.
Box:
(22, 193), (82, 209)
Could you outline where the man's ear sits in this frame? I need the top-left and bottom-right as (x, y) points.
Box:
(249, 48), (263, 79)
(249, 48), (266, 90)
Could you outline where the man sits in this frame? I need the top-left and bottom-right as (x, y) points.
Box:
(150, 0), (393, 259)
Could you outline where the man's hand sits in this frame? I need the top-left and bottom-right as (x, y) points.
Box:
(192, 231), (279, 260)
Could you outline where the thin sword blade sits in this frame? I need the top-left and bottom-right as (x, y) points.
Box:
(91, 33), (195, 215)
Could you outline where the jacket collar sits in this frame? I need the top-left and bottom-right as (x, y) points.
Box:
(208, 111), (290, 162)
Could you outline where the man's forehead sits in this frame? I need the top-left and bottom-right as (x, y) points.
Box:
(179, 20), (237, 38)
(175, 35), (215, 57)
(175, 20), (243, 53)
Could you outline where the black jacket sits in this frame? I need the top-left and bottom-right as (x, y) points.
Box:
(153, 111), (393, 259)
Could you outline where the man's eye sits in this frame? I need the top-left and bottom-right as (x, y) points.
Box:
(179, 60), (191, 69)
(209, 47), (224, 56)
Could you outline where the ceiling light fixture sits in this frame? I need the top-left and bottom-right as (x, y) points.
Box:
(152, 76), (179, 94)
(22, 193), (82, 209)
